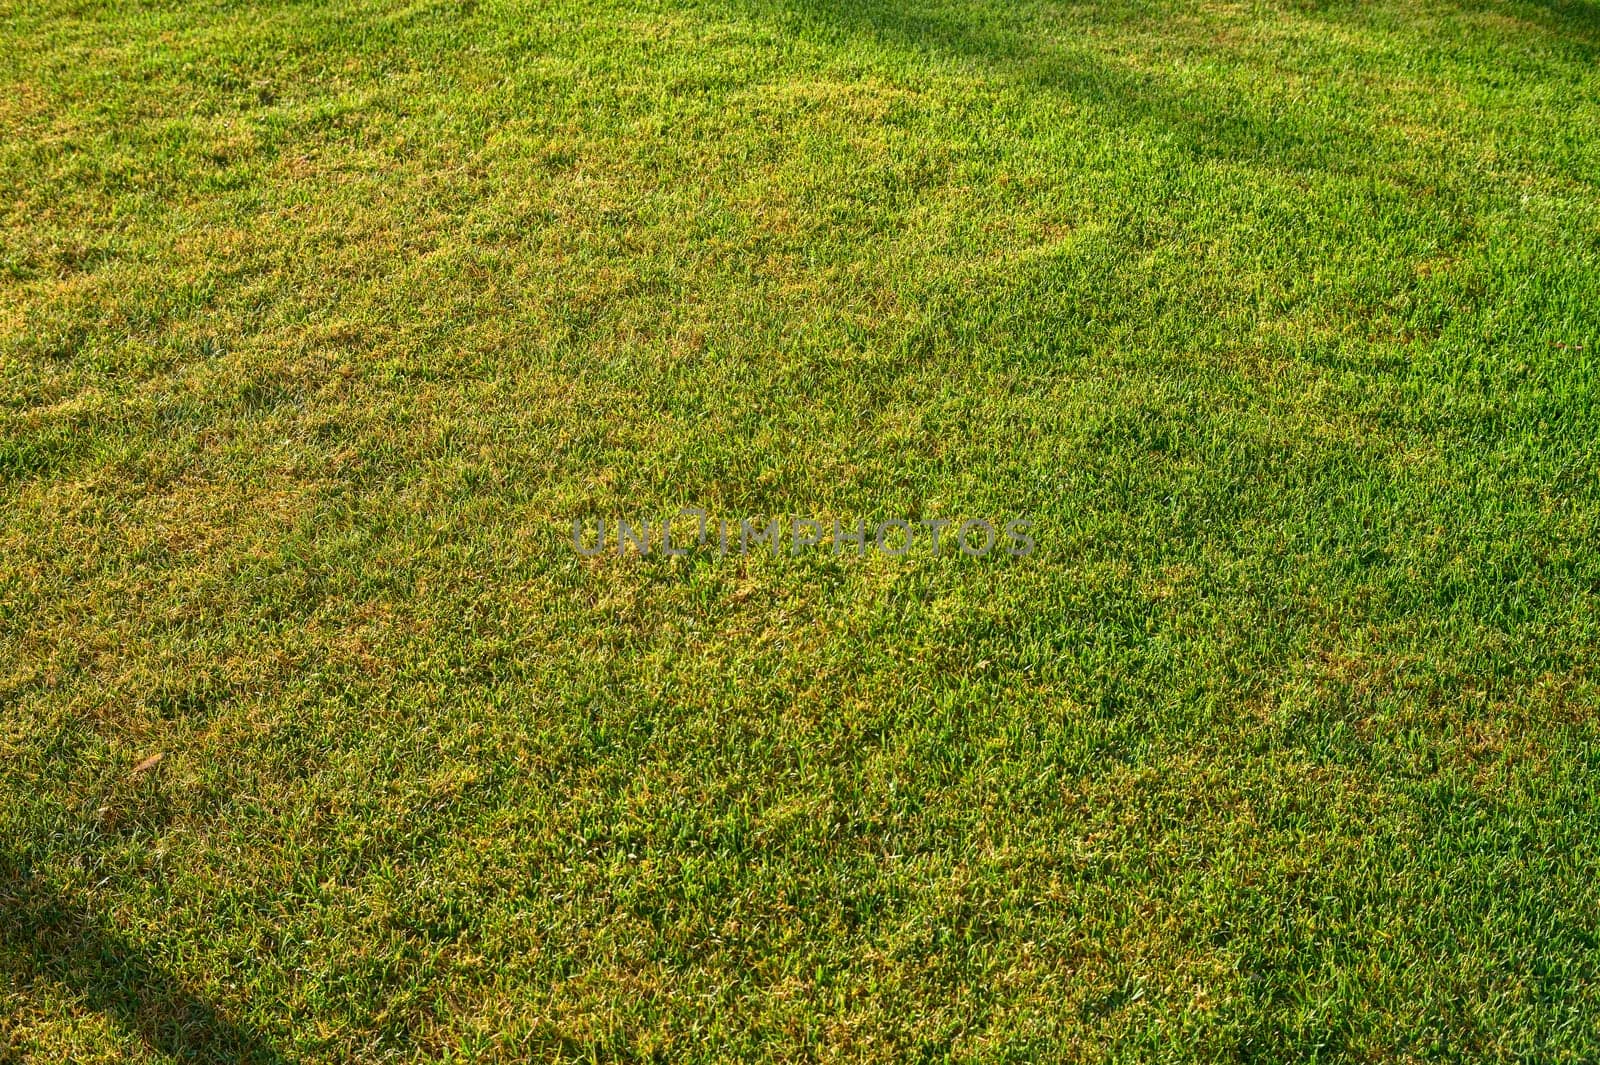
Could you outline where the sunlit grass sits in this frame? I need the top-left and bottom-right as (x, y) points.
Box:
(3, 0), (1599, 1060)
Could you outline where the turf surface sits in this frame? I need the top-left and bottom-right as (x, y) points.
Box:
(3, 0), (1600, 1060)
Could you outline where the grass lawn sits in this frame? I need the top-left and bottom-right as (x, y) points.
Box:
(3, 0), (1600, 1059)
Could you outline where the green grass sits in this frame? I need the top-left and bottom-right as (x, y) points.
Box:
(2, 0), (1599, 1059)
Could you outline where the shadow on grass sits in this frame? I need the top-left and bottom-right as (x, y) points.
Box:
(1312, 0), (1600, 54)
(743, 0), (1600, 201)
(755, 0), (1392, 179)
(0, 843), (292, 1065)
(1508, 0), (1600, 46)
